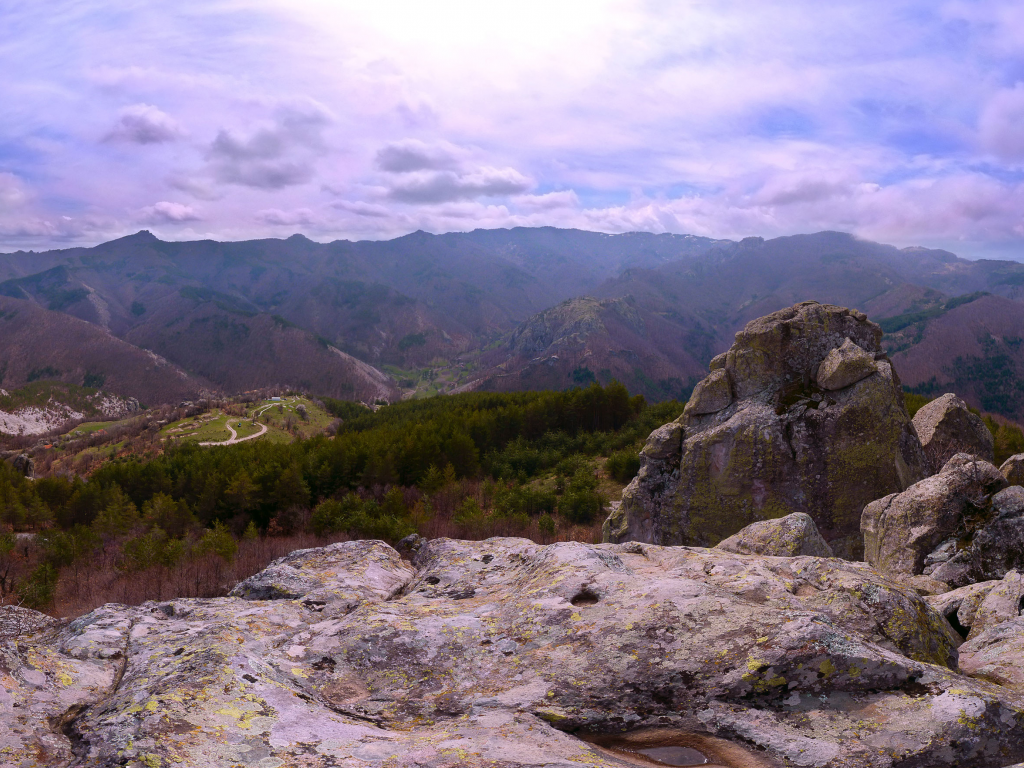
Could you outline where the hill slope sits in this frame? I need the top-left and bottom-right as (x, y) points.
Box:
(0, 295), (204, 405)
(7, 227), (1024, 415)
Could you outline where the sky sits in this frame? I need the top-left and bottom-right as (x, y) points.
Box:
(3, 1), (1024, 258)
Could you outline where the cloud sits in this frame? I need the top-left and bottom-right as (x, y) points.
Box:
(205, 101), (333, 189)
(255, 207), (317, 226)
(375, 139), (463, 172)
(105, 104), (185, 144)
(332, 200), (392, 218)
(749, 171), (857, 206)
(516, 190), (580, 211)
(0, 173), (27, 210)
(386, 167), (532, 203)
(979, 84), (1024, 161)
(139, 202), (202, 223)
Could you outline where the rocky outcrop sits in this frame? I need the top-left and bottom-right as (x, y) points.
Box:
(1001, 453), (1024, 485)
(927, 485), (1024, 586)
(715, 512), (833, 557)
(959, 617), (1024, 690)
(913, 392), (995, 473)
(862, 453), (1007, 578)
(9, 537), (1024, 767)
(932, 571), (1024, 689)
(816, 337), (878, 390)
(228, 540), (412, 615)
(683, 367), (732, 416)
(10, 453), (33, 477)
(604, 302), (928, 558)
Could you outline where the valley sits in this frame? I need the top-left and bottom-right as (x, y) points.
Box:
(5, 226), (1024, 435)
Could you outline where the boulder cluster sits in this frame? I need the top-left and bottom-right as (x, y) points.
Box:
(7, 301), (1024, 767)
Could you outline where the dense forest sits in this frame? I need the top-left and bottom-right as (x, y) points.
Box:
(0, 383), (682, 614)
(4, 383), (1023, 617)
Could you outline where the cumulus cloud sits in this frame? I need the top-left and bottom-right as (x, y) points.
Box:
(105, 104), (185, 144)
(139, 201), (202, 223)
(0, 173), (27, 210)
(386, 166), (532, 203)
(332, 200), (392, 218)
(979, 84), (1024, 161)
(373, 139), (533, 203)
(255, 208), (317, 226)
(375, 139), (463, 172)
(515, 190), (580, 211)
(206, 101), (333, 189)
(749, 171), (857, 207)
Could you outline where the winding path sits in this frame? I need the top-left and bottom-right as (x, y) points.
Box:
(199, 416), (268, 446)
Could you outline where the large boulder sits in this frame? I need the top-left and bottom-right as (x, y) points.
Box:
(229, 539), (412, 616)
(959, 617), (1024, 690)
(715, 512), (833, 557)
(861, 453), (1007, 577)
(10, 537), (1024, 767)
(604, 302), (928, 557)
(913, 392), (995, 473)
(953, 571), (1024, 689)
(1001, 452), (1024, 485)
(928, 485), (1024, 586)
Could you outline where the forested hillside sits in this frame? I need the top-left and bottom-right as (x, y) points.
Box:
(0, 384), (680, 615)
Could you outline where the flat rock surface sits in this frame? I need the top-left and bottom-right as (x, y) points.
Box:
(5, 538), (1024, 767)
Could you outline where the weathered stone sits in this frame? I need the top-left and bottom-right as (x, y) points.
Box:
(9, 536), (1024, 767)
(683, 368), (732, 416)
(715, 512), (833, 557)
(862, 453), (1007, 576)
(602, 420), (683, 544)
(606, 302), (929, 554)
(896, 574), (950, 596)
(816, 337), (877, 391)
(229, 539), (413, 616)
(913, 392), (995, 473)
(11, 453), (33, 477)
(970, 570), (1024, 637)
(927, 580), (1000, 638)
(959, 617), (1024, 690)
(928, 485), (1024, 586)
(1001, 453), (1024, 485)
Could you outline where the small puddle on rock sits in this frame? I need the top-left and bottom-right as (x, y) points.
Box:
(580, 728), (776, 768)
(620, 746), (710, 766)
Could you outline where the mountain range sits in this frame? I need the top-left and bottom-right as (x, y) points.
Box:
(3, 227), (1024, 419)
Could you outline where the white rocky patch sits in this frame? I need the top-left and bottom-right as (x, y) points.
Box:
(0, 404), (85, 435)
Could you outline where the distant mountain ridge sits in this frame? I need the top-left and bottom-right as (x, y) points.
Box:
(4, 227), (1024, 417)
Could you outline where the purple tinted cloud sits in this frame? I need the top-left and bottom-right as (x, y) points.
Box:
(3, 0), (1024, 258)
(104, 104), (185, 144)
(139, 201), (201, 223)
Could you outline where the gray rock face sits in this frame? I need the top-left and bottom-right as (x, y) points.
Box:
(816, 338), (877, 391)
(928, 485), (1024, 586)
(604, 302), (928, 557)
(716, 512), (833, 557)
(959, 616), (1024, 690)
(228, 540), (412, 616)
(913, 392), (995, 473)
(11, 453), (33, 477)
(946, 571), (1024, 689)
(1001, 453), (1024, 485)
(927, 580), (1000, 639)
(9, 537), (1024, 767)
(683, 367), (732, 415)
(862, 453), (1007, 577)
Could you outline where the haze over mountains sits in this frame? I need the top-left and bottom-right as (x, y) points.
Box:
(3, 227), (1024, 418)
